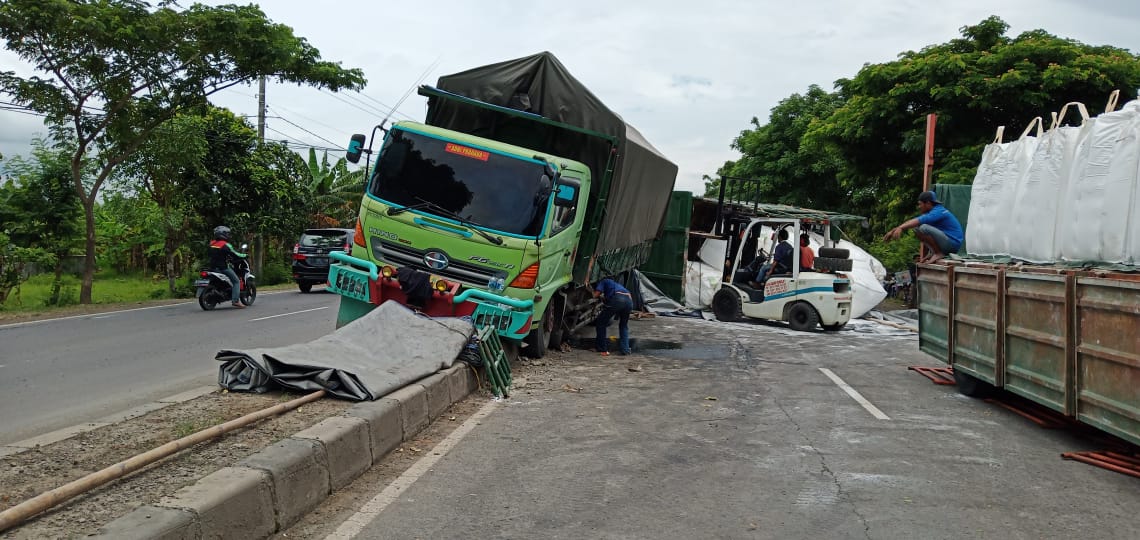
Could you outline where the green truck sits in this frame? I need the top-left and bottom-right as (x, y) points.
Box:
(327, 52), (678, 358)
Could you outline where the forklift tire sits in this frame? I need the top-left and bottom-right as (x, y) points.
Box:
(712, 287), (744, 322)
(818, 247), (850, 259)
(815, 257), (853, 272)
(953, 370), (995, 398)
(787, 302), (820, 331)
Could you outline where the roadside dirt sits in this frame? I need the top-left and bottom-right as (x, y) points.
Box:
(0, 390), (352, 539)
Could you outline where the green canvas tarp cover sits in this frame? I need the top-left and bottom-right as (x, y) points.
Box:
(425, 51), (679, 253)
(934, 184), (972, 256)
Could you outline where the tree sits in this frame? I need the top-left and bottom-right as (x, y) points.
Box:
(806, 16), (1140, 233)
(715, 85), (848, 211)
(0, 138), (84, 305)
(117, 111), (209, 294)
(305, 148), (365, 228)
(0, 0), (366, 303)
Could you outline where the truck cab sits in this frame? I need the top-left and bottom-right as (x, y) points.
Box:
(712, 217), (854, 331)
(328, 121), (589, 351)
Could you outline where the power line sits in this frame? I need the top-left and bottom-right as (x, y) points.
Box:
(316, 88), (388, 120)
(350, 90), (402, 117)
(264, 125), (345, 152)
(265, 104), (351, 142)
(270, 113), (343, 149)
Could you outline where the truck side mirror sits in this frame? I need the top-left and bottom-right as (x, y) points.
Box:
(553, 178), (580, 208)
(346, 134), (366, 164)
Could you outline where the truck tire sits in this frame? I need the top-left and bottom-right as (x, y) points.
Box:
(953, 370), (995, 398)
(818, 247), (850, 259)
(712, 287), (743, 322)
(787, 302), (819, 331)
(815, 257), (853, 272)
(545, 297), (566, 351)
(522, 323), (547, 359)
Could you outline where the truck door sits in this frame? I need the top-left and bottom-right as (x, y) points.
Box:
(535, 177), (582, 295)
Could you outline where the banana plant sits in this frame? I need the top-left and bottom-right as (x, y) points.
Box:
(306, 148), (364, 228)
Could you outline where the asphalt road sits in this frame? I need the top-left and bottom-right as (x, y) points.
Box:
(288, 316), (1140, 540)
(0, 287), (340, 445)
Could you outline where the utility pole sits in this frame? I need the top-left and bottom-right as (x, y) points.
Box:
(253, 76), (267, 277)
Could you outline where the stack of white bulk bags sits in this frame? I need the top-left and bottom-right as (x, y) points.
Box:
(967, 91), (1140, 265)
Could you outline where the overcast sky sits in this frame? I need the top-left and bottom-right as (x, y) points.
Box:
(2, 0), (1138, 193)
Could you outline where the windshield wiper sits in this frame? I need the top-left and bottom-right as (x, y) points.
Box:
(386, 201), (432, 216)
(406, 197), (504, 245)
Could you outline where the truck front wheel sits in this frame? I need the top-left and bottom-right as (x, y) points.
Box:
(522, 322), (547, 359)
(787, 302), (820, 331)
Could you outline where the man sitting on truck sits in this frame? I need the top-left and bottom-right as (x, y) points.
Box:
(883, 191), (964, 264)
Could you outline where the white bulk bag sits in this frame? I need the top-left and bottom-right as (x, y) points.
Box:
(967, 119), (1042, 256)
(1059, 99), (1139, 263)
(1011, 104), (1090, 262)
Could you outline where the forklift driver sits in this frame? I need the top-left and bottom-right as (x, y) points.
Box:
(750, 228), (793, 288)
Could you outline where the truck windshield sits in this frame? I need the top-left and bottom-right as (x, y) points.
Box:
(368, 128), (550, 237)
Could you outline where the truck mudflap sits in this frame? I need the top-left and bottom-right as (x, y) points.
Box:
(327, 251), (534, 339)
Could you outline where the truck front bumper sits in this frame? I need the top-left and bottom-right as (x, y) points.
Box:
(326, 251), (534, 339)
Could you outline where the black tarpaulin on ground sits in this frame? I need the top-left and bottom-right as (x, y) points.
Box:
(216, 302), (474, 401)
(426, 51), (679, 254)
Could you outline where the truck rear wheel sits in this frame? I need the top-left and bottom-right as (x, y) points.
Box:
(787, 302), (820, 331)
(953, 370), (995, 398)
(712, 288), (743, 322)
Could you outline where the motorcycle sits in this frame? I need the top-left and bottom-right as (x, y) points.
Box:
(195, 244), (257, 310)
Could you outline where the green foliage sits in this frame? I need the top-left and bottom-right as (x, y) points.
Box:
(2, 270), (172, 310)
(306, 148), (365, 228)
(95, 193), (167, 273)
(0, 0), (366, 303)
(0, 231), (54, 306)
(1, 138), (84, 250)
(865, 236), (921, 273)
(260, 258), (292, 286)
(0, 137), (83, 305)
(719, 86), (848, 210)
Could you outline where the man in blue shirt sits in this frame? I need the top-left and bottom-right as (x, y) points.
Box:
(749, 228), (793, 288)
(592, 277), (633, 356)
(883, 191), (964, 263)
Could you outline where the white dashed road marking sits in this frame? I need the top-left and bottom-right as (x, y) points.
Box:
(819, 367), (890, 420)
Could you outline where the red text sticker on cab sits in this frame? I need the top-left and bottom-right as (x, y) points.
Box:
(445, 143), (489, 161)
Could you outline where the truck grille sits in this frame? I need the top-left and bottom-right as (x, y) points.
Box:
(372, 239), (498, 286)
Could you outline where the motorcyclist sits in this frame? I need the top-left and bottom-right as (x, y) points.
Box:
(207, 225), (248, 308)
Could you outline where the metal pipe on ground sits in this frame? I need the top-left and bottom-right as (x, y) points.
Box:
(0, 389), (327, 533)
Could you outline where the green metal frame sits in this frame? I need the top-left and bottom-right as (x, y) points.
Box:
(476, 324), (512, 398)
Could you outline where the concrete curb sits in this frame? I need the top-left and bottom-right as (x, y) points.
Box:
(92, 362), (481, 540)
